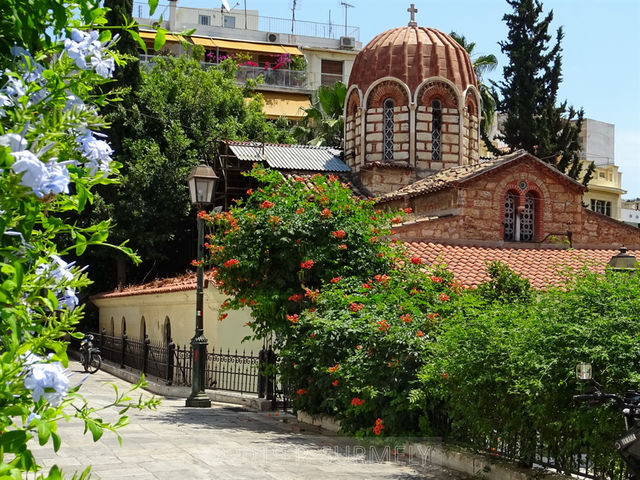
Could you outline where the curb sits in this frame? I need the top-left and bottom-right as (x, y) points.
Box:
(294, 411), (571, 480)
(404, 442), (570, 480)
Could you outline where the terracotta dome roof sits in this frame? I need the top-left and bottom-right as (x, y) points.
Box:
(349, 26), (477, 95)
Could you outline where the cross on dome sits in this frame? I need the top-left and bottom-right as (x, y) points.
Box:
(407, 3), (418, 26)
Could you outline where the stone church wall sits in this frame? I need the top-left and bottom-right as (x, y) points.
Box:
(577, 210), (640, 248)
(383, 157), (639, 248)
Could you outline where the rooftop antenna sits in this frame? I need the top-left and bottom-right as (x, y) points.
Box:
(340, 2), (354, 37)
(291, 0), (297, 34)
(328, 9), (332, 38)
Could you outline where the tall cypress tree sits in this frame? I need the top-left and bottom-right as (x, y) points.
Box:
(493, 0), (593, 185)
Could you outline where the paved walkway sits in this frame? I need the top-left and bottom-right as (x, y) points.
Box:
(31, 361), (468, 479)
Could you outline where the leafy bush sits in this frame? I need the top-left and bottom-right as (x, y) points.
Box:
(476, 260), (532, 304)
(420, 268), (640, 473)
(203, 166), (404, 338)
(279, 265), (460, 436)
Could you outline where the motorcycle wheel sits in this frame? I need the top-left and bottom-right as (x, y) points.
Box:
(80, 353), (87, 372)
(87, 353), (101, 374)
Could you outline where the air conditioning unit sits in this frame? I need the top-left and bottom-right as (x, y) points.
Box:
(340, 36), (355, 49)
(266, 32), (279, 43)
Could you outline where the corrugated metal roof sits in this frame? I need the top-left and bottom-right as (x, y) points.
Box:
(228, 142), (349, 172)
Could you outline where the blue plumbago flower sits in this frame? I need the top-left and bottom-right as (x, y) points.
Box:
(36, 254), (75, 284)
(64, 93), (87, 112)
(23, 361), (70, 407)
(90, 51), (115, 79)
(0, 132), (27, 151)
(25, 411), (41, 426)
(2, 74), (26, 99)
(64, 29), (115, 78)
(0, 93), (9, 117)
(59, 287), (79, 310)
(11, 150), (71, 198)
(76, 130), (113, 176)
(64, 29), (100, 70)
(10, 46), (45, 84)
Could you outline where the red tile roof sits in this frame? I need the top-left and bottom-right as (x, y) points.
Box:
(407, 243), (635, 289)
(92, 245), (636, 300)
(91, 271), (217, 300)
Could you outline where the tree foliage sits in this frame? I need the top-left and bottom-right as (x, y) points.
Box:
(493, 0), (593, 185)
(292, 81), (346, 147)
(449, 31), (498, 141)
(420, 268), (639, 473)
(85, 57), (295, 290)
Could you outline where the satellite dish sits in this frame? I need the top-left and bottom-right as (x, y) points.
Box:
(221, 0), (231, 12)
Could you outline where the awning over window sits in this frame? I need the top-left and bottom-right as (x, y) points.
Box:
(138, 31), (304, 56)
(259, 92), (311, 121)
(208, 39), (302, 56)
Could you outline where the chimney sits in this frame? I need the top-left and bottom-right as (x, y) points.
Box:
(169, 0), (177, 31)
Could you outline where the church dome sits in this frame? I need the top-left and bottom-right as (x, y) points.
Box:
(348, 26), (477, 95)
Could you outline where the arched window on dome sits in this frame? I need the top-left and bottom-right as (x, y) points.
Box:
(383, 98), (395, 161)
(503, 191), (536, 242)
(431, 99), (442, 162)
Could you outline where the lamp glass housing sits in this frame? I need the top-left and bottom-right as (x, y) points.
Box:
(187, 164), (218, 206)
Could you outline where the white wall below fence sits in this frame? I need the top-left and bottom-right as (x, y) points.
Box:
(92, 285), (262, 354)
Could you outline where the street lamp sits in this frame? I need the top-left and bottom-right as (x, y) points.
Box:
(608, 246), (638, 272)
(185, 164), (218, 408)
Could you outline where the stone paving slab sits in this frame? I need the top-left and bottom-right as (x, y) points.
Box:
(30, 361), (469, 479)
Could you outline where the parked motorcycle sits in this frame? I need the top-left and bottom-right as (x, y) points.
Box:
(574, 363), (640, 479)
(79, 334), (102, 373)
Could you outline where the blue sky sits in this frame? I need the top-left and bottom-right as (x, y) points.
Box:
(179, 0), (640, 198)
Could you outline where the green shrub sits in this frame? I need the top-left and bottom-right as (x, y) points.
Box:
(420, 268), (640, 473)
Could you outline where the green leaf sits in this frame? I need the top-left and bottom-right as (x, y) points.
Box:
(148, 0), (159, 16)
(154, 29), (166, 51)
(0, 430), (28, 453)
(51, 432), (61, 452)
(75, 232), (87, 256)
(37, 420), (51, 446)
(129, 30), (147, 50)
(45, 465), (62, 480)
(180, 28), (196, 36)
(85, 419), (104, 442)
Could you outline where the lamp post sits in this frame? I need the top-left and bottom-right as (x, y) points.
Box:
(185, 164), (218, 408)
(608, 246), (638, 272)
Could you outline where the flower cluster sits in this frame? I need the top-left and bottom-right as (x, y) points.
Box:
(23, 356), (70, 407)
(300, 260), (314, 270)
(35, 255), (79, 310)
(64, 29), (115, 78)
(372, 418), (385, 435)
(351, 397), (364, 407)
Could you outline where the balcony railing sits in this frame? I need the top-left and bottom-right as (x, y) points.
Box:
(133, 2), (360, 40)
(139, 55), (345, 91)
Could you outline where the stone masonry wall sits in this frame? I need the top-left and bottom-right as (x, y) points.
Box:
(415, 106), (460, 171)
(576, 210), (640, 248)
(359, 165), (415, 197)
(364, 106), (410, 163)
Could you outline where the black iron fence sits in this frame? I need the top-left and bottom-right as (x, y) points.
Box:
(83, 330), (289, 409)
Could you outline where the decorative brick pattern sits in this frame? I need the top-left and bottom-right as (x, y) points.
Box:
(415, 105), (460, 169)
(367, 81), (409, 109)
(345, 90), (362, 170)
(348, 26), (476, 96)
(364, 105), (410, 164)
